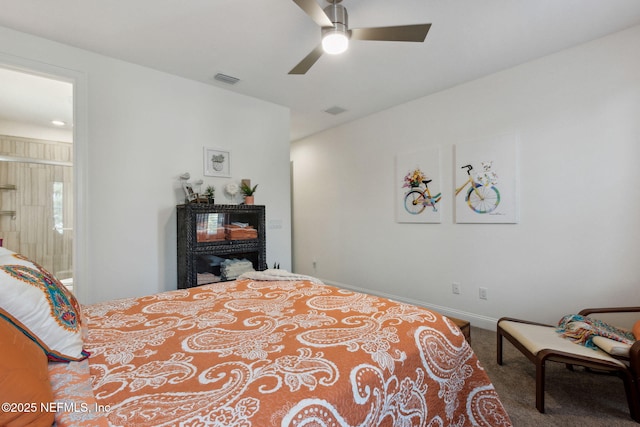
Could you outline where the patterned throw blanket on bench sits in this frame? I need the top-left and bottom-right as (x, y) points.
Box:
(557, 314), (636, 349)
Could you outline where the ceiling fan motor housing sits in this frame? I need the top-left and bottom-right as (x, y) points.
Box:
(322, 2), (348, 34)
(321, 2), (350, 54)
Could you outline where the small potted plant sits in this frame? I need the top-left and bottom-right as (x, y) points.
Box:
(240, 181), (258, 205)
(204, 185), (215, 204)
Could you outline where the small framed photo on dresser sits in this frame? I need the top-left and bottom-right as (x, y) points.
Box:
(182, 182), (197, 202)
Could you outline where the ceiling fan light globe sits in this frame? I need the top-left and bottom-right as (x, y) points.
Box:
(322, 32), (349, 54)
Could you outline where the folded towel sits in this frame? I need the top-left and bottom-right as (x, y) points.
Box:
(238, 269), (323, 285)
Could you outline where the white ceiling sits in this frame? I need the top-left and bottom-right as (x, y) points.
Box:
(1, 0), (640, 141)
(0, 67), (73, 131)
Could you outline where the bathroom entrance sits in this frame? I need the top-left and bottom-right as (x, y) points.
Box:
(0, 67), (74, 289)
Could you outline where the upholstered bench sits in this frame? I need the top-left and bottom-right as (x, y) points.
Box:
(496, 307), (640, 422)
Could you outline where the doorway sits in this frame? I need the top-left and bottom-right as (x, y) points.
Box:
(0, 66), (74, 290)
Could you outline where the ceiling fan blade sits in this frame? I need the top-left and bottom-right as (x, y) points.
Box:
(350, 23), (431, 42)
(289, 45), (324, 75)
(292, 0), (333, 27)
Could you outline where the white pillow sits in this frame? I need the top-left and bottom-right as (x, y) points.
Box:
(592, 336), (631, 358)
(0, 247), (87, 362)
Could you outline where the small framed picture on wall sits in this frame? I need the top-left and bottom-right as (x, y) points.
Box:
(204, 147), (231, 177)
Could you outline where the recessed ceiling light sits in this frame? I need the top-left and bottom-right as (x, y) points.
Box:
(51, 120), (66, 127)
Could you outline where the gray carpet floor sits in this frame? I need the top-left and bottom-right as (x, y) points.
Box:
(470, 326), (637, 427)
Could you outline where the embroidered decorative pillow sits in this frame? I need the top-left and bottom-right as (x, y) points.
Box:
(0, 316), (55, 427)
(633, 319), (640, 340)
(0, 247), (88, 361)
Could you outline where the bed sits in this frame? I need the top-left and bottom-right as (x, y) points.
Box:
(0, 248), (512, 427)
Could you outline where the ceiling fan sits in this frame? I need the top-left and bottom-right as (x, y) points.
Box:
(289, 0), (431, 75)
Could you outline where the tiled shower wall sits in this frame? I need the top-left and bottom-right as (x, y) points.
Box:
(0, 134), (73, 279)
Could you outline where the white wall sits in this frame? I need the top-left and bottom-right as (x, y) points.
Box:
(0, 25), (292, 304)
(291, 25), (640, 329)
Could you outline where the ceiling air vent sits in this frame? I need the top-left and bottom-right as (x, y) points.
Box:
(213, 73), (240, 85)
(324, 106), (347, 115)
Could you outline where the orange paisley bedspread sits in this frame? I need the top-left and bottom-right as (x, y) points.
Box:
(83, 279), (512, 427)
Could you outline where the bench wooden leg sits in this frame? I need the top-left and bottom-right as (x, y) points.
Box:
(620, 371), (640, 422)
(535, 359), (546, 413)
(497, 328), (504, 365)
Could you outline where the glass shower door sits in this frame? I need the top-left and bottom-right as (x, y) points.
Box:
(0, 158), (73, 290)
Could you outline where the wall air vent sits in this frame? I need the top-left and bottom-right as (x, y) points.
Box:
(213, 73), (240, 85)
(324, 106), (347, 115)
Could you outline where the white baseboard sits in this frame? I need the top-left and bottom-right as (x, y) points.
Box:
(323, 279), (499, 332)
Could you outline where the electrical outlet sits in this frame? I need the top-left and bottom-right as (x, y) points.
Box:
(479, 287), (488, 300)
(452, 282), (461, 295)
